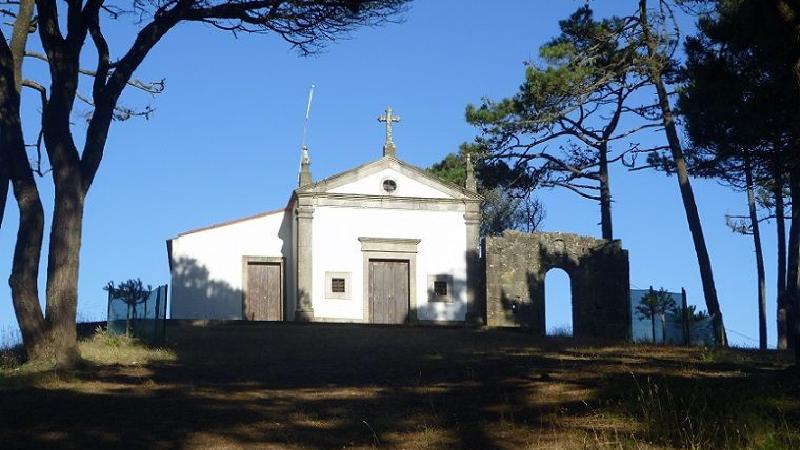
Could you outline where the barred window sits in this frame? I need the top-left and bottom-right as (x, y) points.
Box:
(331, 278), (346, 293)
(325, 272), (351, 300)
(434, 281), (448, 296)
(428, 275), (453, 303)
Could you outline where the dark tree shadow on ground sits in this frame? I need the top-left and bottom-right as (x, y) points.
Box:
(1, 323), (797, 449)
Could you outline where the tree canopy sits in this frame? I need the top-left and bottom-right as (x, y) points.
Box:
(427, 150), (545, 236)
(678, 0), (800, 349)
(464, 6), (655, 241)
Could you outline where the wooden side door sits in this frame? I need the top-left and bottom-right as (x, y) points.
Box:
(369, 260), (409, 324)
(245, 262), (282, 321)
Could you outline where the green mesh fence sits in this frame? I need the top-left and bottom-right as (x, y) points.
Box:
(107, 285), (167, 343)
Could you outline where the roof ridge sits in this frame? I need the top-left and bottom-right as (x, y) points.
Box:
(175, 207), (287, 237)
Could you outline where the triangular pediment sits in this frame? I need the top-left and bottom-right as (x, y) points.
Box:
(296, 156), (480, 200)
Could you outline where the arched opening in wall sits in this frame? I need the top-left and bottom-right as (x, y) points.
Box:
(544, 268), (573, 337)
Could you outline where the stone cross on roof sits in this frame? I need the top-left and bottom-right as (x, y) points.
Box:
(378, 106), (400, 157)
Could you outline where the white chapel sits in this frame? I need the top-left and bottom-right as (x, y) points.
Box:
(166, 107), (482, 325)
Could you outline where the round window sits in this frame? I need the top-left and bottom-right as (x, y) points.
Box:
(382, 178), (397, 194)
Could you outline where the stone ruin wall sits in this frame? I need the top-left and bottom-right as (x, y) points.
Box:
(484, 231), (630, 340)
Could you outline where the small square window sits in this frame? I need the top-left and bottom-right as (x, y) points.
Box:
(428, 274), (453, 303)
(325, 271), (351, 300)
(434, 281), (448, 296)
(331, 278), (346, 293)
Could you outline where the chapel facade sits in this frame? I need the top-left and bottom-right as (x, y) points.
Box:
(167, 108), (483, 325)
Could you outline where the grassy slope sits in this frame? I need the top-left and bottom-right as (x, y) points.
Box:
(1, 323), (798, 449)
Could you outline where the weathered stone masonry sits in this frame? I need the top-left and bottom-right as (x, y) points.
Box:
(485, 231), (630, 340)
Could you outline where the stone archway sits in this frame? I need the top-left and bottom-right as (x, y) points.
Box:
(484, 231), (630, 340)
(544, 268), (572, 336)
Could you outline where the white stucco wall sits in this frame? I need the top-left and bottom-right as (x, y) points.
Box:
(311, 205), (468, 322)
(328, 168), (451, 199)
(170, 210), (293, 319)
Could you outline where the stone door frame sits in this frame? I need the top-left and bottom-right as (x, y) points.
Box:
(359, 237), (420, 323)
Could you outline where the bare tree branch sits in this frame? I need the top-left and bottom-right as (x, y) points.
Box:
(21, 78), (48, 176)
(24, 50), (166, 94)
(549, 181), (602, 200)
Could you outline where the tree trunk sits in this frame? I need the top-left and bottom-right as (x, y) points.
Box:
(745, 160), (768, 350)
(661, 105), (726, 345)
(42, 162), (85, 366)
(775, 161), (789, 349)
(639, 0), (727, 346)
(775, 0), (800, 362)
(599, 142), (614, 241)
(10, 0), (34, 92)
(0, 168), (7, 231)
(651, 316), (657, 344)
(2, 0), (35, 236)
(0, 37), (49, 359)
(788, 168), (800, 363)
(8, 157), (49, 359)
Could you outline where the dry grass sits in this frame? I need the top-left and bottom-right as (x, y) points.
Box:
(0, 327), (175, 386)
(78, 327), (176, 367)
(0, 346), (24, 371)
(0, 323), (797, 449)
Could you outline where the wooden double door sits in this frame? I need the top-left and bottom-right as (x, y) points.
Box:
(368, 260), (410, 324)
(244, 262), (282, 321)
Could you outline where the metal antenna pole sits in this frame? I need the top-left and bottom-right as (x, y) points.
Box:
(301, 84), (315, 163)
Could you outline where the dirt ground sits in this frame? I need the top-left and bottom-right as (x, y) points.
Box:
(0, 322), (797, 449)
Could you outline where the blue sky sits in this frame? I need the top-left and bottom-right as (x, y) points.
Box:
(0, 1), (776, 347)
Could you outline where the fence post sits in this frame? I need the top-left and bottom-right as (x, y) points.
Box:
(106, 289), (112, 332)
(681, 287), (690, 346)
